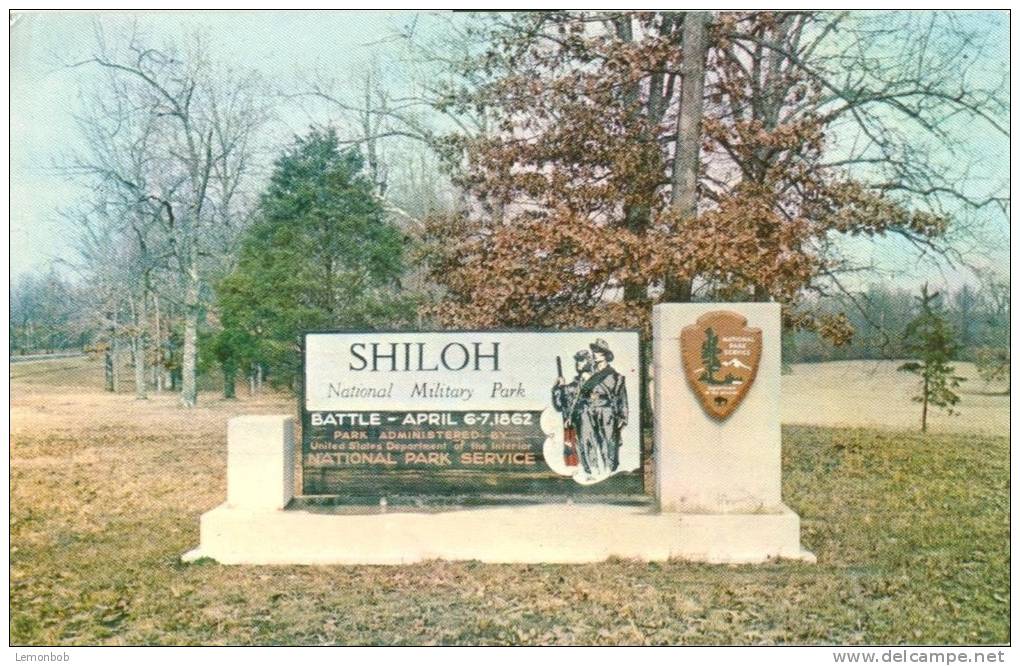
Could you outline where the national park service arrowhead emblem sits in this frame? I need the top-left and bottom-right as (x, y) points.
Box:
(680, 311), (762, 421)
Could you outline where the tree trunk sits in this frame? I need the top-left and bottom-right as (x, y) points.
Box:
(612, 16), (652, 301)
(132, 334), (147, 399)
(180, 269), (200, 408)
(153, 292), (163, 393)
(622, 201), (651, 302)
(663, 11), (710, 303)
(131, 293), (148, 400)
(105, 309), (118, 392)
(223, 362), (237, 399)
(104, 346), (115, 392)
(921, 372), (929, 432)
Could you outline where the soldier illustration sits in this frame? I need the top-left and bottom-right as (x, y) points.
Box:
(570, 338), (629, 482)
(552, 350), (592, 467)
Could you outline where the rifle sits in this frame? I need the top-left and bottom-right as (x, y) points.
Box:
(556, 355), (564, 380)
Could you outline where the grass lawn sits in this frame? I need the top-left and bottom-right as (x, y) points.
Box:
(9, 357), (1009, 645)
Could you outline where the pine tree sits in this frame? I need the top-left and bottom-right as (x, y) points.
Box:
(216, 128), (415, 389)
(898, 284), (965, 432)
(701, 327), (722, 384)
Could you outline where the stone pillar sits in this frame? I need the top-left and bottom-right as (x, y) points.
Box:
(226, 415), (295, 510)
(654, 303), (782, 512)
(652, 303), (812, 562)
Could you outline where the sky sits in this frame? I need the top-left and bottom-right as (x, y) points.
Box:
(9, 10), (1011, 290)
(10, 10), (426, 278)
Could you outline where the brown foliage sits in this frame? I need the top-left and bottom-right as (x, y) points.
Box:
(422, 12), (949, 340)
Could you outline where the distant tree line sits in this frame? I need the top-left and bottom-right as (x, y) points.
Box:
(10, 269), (89, 355)
(787, 277), (1010, 365)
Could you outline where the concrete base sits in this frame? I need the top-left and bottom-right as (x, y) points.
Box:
(182, 503), (815, 565)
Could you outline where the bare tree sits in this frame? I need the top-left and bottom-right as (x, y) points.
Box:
(291, 13), (494, 220)
(68, 24), (270, 406)
(10, 269), (83, 355)
(714, 12), (1010, 282)
(68, 86), (171, 399)
(65, 199), (134, 393)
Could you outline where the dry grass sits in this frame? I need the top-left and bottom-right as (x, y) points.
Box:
(9, 357), (1009, 645)
(783, 360), (1008, 437)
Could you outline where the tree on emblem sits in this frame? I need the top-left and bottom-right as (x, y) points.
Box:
(700, 327), (722, 384)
